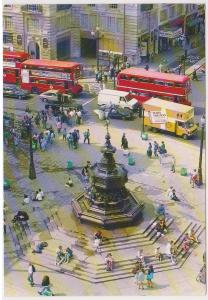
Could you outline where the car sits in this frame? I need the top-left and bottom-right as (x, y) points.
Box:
(3, 84), (30, 100)
(107, 107), (134, 120)
(94, 106), (134, 121)
(39, 90), (73, 103)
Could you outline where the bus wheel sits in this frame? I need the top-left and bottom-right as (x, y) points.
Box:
(183, 134), (188, 140)
(31, 87), (39, 94)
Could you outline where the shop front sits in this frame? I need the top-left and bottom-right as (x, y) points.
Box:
(158, 26), (183, 52)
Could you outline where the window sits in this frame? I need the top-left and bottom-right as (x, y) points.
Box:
(26, 5), (42, 12)
(177, 4), (183, 14)
(3, 32), (13, 43)
(109, 4), (118, 9)
(177, 121), (185, 128)
(88, 4), (95, 7)
(160, 9), (168, 22)
(139, 78), (150, 83)
(80, 14), (89, 28)
(57, 5), (72, 11)
(4, 5), (12, 9)
(116, 18), (122, 33)
(154, 80), (164, 85)
(141, 4), (153, 12)
(89, 15), (97, 30)
(107, 16), (116, 32)
(3, 16), (13, 30)
(165, 81), (174, 86)
(27, 18), (40, 32)
(169, 6), (175, 18)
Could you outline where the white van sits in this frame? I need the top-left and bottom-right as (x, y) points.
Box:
(97, 89), (138, 111)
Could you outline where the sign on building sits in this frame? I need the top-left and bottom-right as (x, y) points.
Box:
(159, 28), (182, 39)
(148, 111), (167, 123)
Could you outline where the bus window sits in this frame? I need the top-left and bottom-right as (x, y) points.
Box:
(39, 80), (47, 84)
(165, 81), (174, 86)
(138, 78), (150, 83)
(175, 83), (183, 87)
(54, 81), (64, 87)
(131, 77), (137, 81)
(154, 80), (164, 85)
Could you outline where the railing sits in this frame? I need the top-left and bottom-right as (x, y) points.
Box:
(21, 5), (43, 13)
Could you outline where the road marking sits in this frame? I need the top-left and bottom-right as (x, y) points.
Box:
(82, 97), (96, 107)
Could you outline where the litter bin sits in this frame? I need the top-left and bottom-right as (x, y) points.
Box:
(67, 160), (73, 170)
(4, 179), (11, 190)
(180, 167), (187, 176)
(141, 132), (148, 140)
(128, 155), (135, 166)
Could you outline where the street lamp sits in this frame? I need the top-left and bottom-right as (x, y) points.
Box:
(91, 25), (100, 71)
(28, 118), (36, 180)
(198, 115), (205, 186)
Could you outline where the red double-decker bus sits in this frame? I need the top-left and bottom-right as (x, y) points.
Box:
(116, 68), (191, 106)
(3, 51), (30, 84)
(20, 59), (83, 95)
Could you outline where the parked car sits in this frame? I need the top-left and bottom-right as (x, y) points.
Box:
(94, 106), (134, 121)
(3, 84), (30, 100)
(39, 89), (73, 103)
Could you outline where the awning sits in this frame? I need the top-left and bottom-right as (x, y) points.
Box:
(159, 27), (182, 39)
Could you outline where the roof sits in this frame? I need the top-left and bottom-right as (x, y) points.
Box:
(99, 89), (129, 96)
(22, 59), (80, 69)
(119, 67), (189, 83)
(143, 98), (193, 113)
(3, 51), (29, 59)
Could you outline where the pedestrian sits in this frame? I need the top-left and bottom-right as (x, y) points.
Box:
(171, 189), (180, 202)
(34, 112), (41, 126)
(135, 268), (145, 290)
(146, 265), (154, 288)
(62, 128), (67, 141)
(56, 120), (62, 134)
(178, 64), (183, 75)
(76, 110), (82, 125)
(190, 169), (198, 188)
(67, 132), (73, 149)
(23, 194), (30, 205)
(192, 69), (198, 80)
(35, 189), (44, 201)
(147, 142), (152, 158)
(104, 70), (108, 82)
(38, 275), (54, 296)
(188, 228), (200, 245)
(155, 246), (163, 261)
(42, 114), (47, 129)
(4, 219), (6, 235)
(144, 64), (149, 71)
(136, 249), (146, 267)
(28, 262), (35, 286)
(83, 129), (90, 144)
(105, 253), (113, 271)
(155, 203), (165, 217)
(65, 176), (73, 187)
(121, 133), (128, 149)
(153, 141), (159, 157)
(155, 218), (168, 237)
(159, 63), (163, 72)
(94, 237), (101, 253)
(166, 241), (177, 264)
(72, 129), (78, 149)
(55, 246), (65, 265)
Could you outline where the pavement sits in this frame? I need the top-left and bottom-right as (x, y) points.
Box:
(4, 105), (206, 296)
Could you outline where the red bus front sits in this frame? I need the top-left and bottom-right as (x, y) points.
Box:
(3, 51), (30, 84)
(20, 59), (83, 95)
(116, 68), (191, 106)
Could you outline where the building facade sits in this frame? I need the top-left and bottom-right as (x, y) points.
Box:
(3, 3), (204, 64)
(3, 4), (80, 60)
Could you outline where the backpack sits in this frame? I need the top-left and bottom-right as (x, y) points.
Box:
(32, 265), (36, 272)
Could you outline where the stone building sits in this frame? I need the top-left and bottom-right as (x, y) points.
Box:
(3, 3), (204, 63)
(3, 4), (80, 59)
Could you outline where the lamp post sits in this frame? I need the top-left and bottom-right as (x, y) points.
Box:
(198, 115), (205, 186)
(28, 118), (36, 180)
(91, 25), (100, 71)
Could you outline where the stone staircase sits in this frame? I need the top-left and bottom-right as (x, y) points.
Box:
(15, 216), (205, 284)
